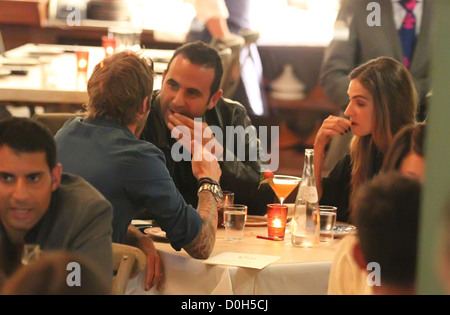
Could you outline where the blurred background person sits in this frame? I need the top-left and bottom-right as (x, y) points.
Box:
(328, 122), (426, 295)
(186, 0), (247, 43)
(319, 0), (434, 173)
(352, 172), (422, 295)
(185, 0), (269, 118)
(315, 57), (418, 223)
(321, 0), (433, 120)
(381, 122), (426, 179)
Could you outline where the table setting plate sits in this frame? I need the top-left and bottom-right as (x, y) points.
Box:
(245, 215), (267, 227)
(0, 57), (40, 66)
(132, 219), (155, 233)
(144, 227), (169, 242)
(27, 46), (65, 56)
(333, 223), (356, 238)
(245, 215), (293, 227)
(0, 69), (11, 77)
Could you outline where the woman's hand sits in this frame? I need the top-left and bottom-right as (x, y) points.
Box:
(313, 115), (352, 199)
(314, 115), (352, 152)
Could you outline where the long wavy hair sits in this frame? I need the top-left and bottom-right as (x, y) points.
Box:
(381, 122), (426, 172)
(349, 57), (418, 205)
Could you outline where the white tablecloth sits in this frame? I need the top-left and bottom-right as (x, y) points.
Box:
(126, 226), (339, 295)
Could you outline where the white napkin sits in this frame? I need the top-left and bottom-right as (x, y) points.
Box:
(203, 252), (280, 270)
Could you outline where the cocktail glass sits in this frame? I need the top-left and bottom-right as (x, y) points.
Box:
(269, 175), (301, 205)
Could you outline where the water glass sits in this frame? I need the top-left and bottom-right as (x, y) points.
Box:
(223, 204), (247, 241)
(319, 205), (337, 242)
(217, 191), (235, 228)
(108, 27), (142, 52)
(267, 204), (288, 240)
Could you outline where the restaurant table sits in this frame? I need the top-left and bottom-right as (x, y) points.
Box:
(0, 43), (171, 106)
(125, 224), (341, 295)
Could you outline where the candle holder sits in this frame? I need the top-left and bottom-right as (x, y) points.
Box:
(75, 50), (89, 73)
(267, 204), (288, 240)
(102, 36), (117, 57)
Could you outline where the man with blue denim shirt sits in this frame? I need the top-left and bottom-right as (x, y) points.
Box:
(55, 51), (222, 292)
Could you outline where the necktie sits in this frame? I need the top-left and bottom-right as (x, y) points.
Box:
(399, 0), (417, 68)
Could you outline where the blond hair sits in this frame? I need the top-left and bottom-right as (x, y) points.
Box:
(86, 51), (154, 126)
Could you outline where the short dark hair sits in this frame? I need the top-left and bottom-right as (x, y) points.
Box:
(167, 41), (223, 97)
(354, 172), (421, 289)
(86, 51), (154, 126)
(0, 117), (57, 170)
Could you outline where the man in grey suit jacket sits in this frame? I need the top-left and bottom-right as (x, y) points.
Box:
(0, 118), (113, 290)
(319, 0), (433, 172)
(320, 0), (434, 120)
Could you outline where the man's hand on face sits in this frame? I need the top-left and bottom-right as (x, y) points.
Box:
(167, 112), (223, 158)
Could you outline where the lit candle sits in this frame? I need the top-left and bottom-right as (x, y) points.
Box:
(267, 204), (288, 240)
(75, 51), (89, 72)
(102, 36), (116, 57)
(272, 218), (282, 228)
(78, 59), (88, 69)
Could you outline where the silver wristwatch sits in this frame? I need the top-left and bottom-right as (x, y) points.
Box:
(197, 183), (223, 202)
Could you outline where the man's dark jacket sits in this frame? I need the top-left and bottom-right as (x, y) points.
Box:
(141, 91), (275, 215)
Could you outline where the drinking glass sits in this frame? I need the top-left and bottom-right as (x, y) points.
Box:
(223, 204), (247, 241)
(217, 191), (234, 228)
(319, 205), (337, 242)
(108, 27), (142, 52)
(269, 175), (301, 205)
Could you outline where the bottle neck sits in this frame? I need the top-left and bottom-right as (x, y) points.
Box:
(302, 152), (316, 186)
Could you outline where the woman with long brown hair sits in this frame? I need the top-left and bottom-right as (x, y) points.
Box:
(327, 122), (426, 295)
(314, 57), (418, 222)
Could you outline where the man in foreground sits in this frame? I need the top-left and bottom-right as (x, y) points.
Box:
(352, 172), (421, 295)
(0, 118), (113, 289)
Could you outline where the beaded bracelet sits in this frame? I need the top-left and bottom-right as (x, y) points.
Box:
(197, 177), (220, 188)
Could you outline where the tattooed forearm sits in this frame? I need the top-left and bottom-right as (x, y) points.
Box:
(183, 190), (218, 259)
